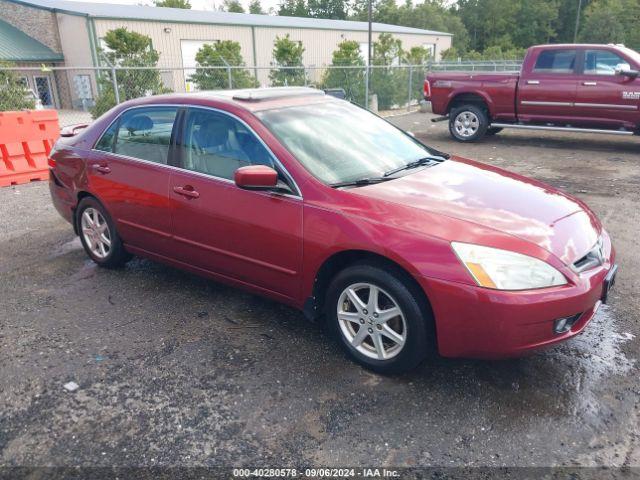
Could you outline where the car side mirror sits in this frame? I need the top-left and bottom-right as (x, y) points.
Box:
(234, 165), (278, 190)
(615, 67), (639, 79)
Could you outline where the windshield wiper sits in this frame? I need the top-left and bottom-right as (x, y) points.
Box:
(330, 177), (393, 188)
(383, 156), (443, 177)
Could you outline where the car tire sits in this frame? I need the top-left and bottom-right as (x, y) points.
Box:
(325, 263), (432, 374)
(449, 104), (489, 142)
(486, 127), (503, 136)
(76, 197), (131, 268)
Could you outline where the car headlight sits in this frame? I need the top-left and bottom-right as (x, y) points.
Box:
(451, 242), (567, 290)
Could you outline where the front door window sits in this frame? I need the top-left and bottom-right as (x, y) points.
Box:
(584, 49), (631, 76)
(181, 108), (276, 180)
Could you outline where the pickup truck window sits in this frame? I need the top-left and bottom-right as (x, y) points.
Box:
(584, 49), (631, 75)
(533, 49), (577, 74)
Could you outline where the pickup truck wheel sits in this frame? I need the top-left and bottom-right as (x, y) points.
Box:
(449, 105), (489, 142)
(486, 127), (503, 136)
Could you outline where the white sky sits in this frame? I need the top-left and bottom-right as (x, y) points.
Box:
(66, 0), (285, 15)
(66, 0), (454, 17)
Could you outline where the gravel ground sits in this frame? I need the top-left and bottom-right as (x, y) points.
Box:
(1, 112), (640, 474)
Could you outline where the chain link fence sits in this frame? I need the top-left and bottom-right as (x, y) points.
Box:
(0, 61), (522, 126)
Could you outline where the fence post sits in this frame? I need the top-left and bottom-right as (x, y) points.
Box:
(227, 66), (233, 89)
(364, 65), (370, 110)
(407, 64), (413, 112)
(111, 66), (120, 104)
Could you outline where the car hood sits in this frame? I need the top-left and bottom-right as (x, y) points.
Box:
(351, 157), (601, 265)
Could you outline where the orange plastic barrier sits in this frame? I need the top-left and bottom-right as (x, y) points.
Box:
(0, 110), (60, 187)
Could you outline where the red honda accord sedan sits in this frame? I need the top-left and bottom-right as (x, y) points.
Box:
(49, 87), (617, 373)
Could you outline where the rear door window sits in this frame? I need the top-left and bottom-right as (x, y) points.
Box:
(533, 49), (577, 74)
(95, 107), (178, 164)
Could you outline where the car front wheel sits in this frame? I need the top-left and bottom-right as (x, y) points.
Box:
(325, 263), (431, 374)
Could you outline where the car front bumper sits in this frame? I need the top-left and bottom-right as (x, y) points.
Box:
(419, 254), (617, 359)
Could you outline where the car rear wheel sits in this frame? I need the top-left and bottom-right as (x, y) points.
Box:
(325, 263), (431, 374)
(449, 105), (489, 142)
(77, 197), (131, 268)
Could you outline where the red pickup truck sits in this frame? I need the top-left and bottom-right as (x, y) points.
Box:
(424, 44), (640, 142)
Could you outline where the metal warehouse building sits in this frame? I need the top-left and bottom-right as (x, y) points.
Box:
(0, 0), (451, 109)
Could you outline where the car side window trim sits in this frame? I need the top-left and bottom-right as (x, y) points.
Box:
(91, 103), (302, 199)
(175, 105), (302, 198)
(168, 107), (187, 168)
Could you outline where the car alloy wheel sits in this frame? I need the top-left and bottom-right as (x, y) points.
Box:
(454, 110), (480, 138)
(80, 207), (112, 259)
(337, 282), (407, 360)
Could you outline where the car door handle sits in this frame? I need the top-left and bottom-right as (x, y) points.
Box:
(92, 164), (111, 174)
(583, 81), (598, 86)
(527, 80), (540, 85)
(173, 185), (200, 199)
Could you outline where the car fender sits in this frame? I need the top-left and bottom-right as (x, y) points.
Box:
(301, 202), (466, 307)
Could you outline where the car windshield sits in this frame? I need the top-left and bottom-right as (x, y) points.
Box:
(257, 100), (440, 185)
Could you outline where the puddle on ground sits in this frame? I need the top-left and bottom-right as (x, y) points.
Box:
(549, 303), (635, 419)
(564, 303), (635, 379)
(50, 237), (82, 258)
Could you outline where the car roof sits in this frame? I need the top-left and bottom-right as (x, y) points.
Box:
(131, 87), (336, 113)
(531, 43), (628, 50)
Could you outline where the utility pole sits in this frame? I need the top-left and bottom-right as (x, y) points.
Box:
(365, 0), (372, 109)
(573, 0), (583, 43)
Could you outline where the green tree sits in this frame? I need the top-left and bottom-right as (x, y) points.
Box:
(0, 63), (35, 111)
(351, 0), (469, 54)
(248, 0), (264, 13)
(370, 33), (405, 109)
(222, 0), (245, 12)
(91, 28), (168, 119)
(190, 41), (258, 90)
(440, 46), (460, 61)
(405, 45), (432, 65)
(307, 0), (347, 19)
(278, 0), (309, 16)
(154, 0), (191, 7)
(580, 0), (640, 50)
(406, 2), (469, 54)
(322, 40), (366, 104)
(455, 0), (519, 51)
(553, 0), (593, 43)
(512, 0), (559, 47)
(269, 34), (307, 86)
